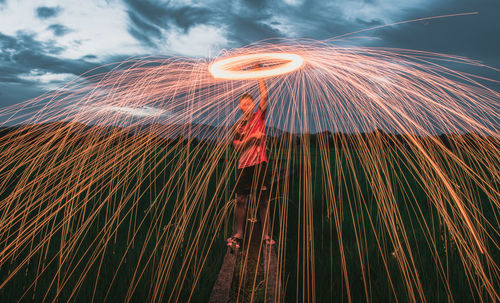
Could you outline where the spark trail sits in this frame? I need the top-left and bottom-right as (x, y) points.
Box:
(0, 40), (498, 302)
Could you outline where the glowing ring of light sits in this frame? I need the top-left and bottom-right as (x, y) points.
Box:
(209, 53), (304, 80)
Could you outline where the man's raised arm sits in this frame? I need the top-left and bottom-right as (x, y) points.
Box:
(253, 63), (268, 113)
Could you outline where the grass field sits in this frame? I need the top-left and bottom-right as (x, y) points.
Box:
(0, 130), (498, 302)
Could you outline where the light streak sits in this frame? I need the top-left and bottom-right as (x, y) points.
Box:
(0, 40), (498, 302)
(209, 52), (304, 79)
(330, 12), (479, 40)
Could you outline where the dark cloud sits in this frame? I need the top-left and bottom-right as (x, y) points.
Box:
(369, 0), (500, 66)
(0, 31), (98, 84)
(47, 24), (71, 36)
(356, 18), (384, 27)
(36, 6), (61, 19)
(0, 82), (46, 107)
(169, 6), (212, 32)
(241, 0), (269, 9)
(222, 0), (364, 42)
(0, 29), (136, 99)
(126, 11), (164, 47)
(0, 29), (130, 106)
(123, 0), (215, 48)
(123, 0), (170, 28)
(82, 54), (98, 60)
(0, 65), (27, 83)
(1, 31), (64, 58)
(123, 0), (213, 31)
(122, 0), (293, 48)
(226, 16), (283, 45)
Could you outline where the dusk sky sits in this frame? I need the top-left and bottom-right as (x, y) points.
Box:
(0, 0), (499, 107)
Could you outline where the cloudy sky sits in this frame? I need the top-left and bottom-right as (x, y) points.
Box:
(0, 0), (498, 107)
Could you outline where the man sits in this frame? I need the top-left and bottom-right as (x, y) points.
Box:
(227, 67), (274, 249)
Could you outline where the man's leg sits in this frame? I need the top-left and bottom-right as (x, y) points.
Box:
(233, 194), (247, 238)
(258, 191), (275, 245)
(227, 194), (246, 247)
